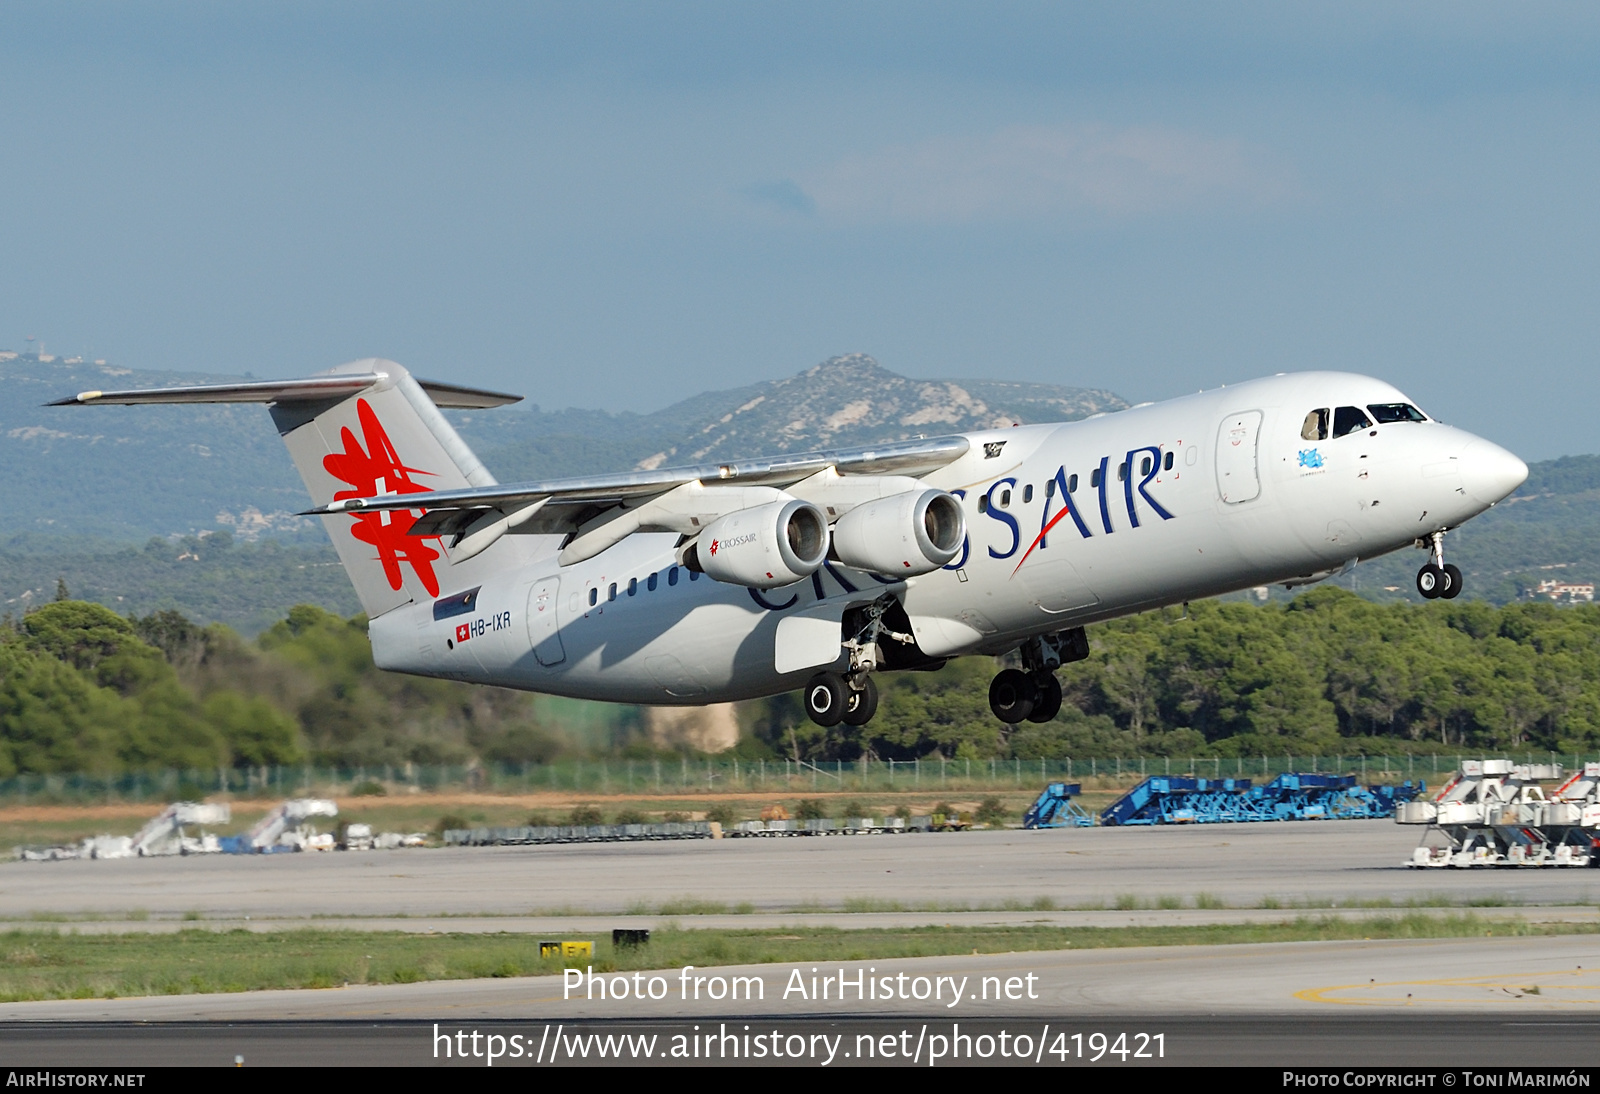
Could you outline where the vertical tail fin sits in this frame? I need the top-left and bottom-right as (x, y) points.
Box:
(53, 358), (529, 619)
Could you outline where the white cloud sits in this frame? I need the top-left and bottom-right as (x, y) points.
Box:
(793, 122), (1293, 224)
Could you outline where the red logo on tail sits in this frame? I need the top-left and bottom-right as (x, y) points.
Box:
(322, 398), (443, 596)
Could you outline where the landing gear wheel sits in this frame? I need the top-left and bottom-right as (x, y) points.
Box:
(1440, 563), (1463, 600)
(804, 672), (848, 727)
(1416, 563), (1445, 600)
(1027, 673), (1063, 723)
(841, 675), (879, 726)
(989, 669), (1038, 724)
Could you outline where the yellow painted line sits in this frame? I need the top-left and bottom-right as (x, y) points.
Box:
(1298, 969), (1600, 1007)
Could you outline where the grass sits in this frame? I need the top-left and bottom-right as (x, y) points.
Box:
(0, 914), (1594, 1003)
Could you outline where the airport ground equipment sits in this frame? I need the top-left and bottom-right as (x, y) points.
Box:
(118, 802), (232, 857)
(218, 798), (338, 853)
(445, 820), (717, 845)
(1399, 760), (1600, 867)
(1099, 773), (1423, 826)
(1023, 783), (1095, 828)
(18, 801), (232, 861)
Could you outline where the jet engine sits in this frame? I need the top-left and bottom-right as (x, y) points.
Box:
(829, 488), (965, 576)
(689, 499), (830, 589)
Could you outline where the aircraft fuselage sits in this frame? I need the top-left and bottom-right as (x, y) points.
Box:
(367, 371), (1527, 704)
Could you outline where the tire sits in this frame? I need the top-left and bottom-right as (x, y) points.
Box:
(841, 675), (879, 726)
(1027, 673), (1063, 723)
(989, 668), (1037, 724)
(1416, 563), (1445, 600)
(804, 672), (848, 727)
(1440, 563), (1463, 600)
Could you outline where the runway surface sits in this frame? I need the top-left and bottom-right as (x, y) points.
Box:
(6, 1014), (1600, 1067)
(7, 821), (1600, 1066)
(5, 821), (1597, 921)
(1, 905), (1596, 934)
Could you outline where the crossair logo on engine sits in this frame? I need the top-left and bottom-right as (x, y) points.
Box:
(711, 533), (759, 555)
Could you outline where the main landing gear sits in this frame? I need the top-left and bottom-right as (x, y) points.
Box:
(1415, 531), (1463, 601)
(802, 594), (904, 728)
(803, 671), (878, 728)
(988, 628), (1089, 725)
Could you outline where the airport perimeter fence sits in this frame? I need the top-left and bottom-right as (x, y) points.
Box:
(0, 751), (1592, 805)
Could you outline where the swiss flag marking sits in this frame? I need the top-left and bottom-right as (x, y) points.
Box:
(455, 623), (471, 643)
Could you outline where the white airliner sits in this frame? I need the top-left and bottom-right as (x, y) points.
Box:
(53, 361), (1527, 728)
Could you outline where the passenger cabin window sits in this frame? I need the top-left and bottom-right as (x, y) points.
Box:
(1117, 462), (1127, 481)
(1367, 403), (1427, 424)
(1069, 473), (1079, 492)
(1301, 408), (1329, 441)
(1140, 456), (1152, 477)
(1332, 406), (1373, 438)
(588, 588), (598, 607)
(647, 572), (658, 591)
(1090, 468), (1101, 488)
(977, 495), (988, 514)
(608, 582), (617, 601)
(668, 567), (679, 586)
(1022, 484), (1033, 504)
(1163, 451), (1174, 471)
(628, 577), (637, 596)
(1045, 479), (1055, 499)
(999, 488), (1011, 508)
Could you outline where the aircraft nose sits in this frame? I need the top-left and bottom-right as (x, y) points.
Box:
(1459, 438), (1528, 506)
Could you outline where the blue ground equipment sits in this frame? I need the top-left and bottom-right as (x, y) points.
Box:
(1022, 783), (1096, 828)
(1095, 773), (1424, 827)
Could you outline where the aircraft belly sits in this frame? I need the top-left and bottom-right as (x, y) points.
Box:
(524, 588), (804, 704)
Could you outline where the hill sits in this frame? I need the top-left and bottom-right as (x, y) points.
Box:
(0, 352), (1123, 542)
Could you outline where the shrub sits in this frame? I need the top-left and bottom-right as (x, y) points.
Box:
(351, 780), (386, 797)
(892, 804), (911, 821)
(569, 805), (603, 825)
(794, 798), (827, 821)
(839, 800), (867, 819)
(613, 808), (647, 825)
(975, 796), (1009, 825)
(662, 811), (689, 823)
(704, 803), (736, 826)
(434, 813), (468, 837)
(525, 811), (552, 827)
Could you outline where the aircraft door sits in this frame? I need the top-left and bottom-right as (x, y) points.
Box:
(527, 576), (565, 666)
(1216, 410), (1263, 504)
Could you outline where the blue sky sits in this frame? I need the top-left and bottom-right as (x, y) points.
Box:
(2, 2), (1597, 459)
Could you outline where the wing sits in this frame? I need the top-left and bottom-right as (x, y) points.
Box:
(305, 435), (972, 563)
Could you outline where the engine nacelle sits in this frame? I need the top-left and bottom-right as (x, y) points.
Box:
(690, 499), (830, 589)
(830, 489), (965, 576)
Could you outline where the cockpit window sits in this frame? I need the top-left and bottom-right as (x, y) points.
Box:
(1332, 405), (1373, 438)
(1367, 403), (1428, 424)
(1301, 408), (1329, 441)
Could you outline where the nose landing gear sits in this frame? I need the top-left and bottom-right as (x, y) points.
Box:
(1416, 531), (1463, 600)
(988, 628), (1087, 725)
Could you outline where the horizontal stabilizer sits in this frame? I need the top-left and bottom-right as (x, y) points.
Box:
(49, 375), (521, 409)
